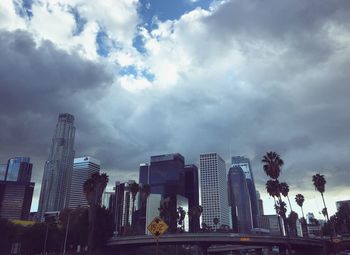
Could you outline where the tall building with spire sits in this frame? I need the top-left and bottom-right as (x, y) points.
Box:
(37, 113), (75, 220)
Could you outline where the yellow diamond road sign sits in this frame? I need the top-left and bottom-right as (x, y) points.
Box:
(147, 217), (168, 240)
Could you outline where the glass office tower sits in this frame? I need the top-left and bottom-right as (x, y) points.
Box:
(228, 166), (253, 233)
(5, 157), (32, 182)
(38, 113), (75, 221)
(232, 156), (259, 228)
(139, 153), (199, 232)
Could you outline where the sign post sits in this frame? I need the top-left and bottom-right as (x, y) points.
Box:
(147, 217), (169, 255)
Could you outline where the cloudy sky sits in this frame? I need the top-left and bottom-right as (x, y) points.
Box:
(1, 0), (350, 217)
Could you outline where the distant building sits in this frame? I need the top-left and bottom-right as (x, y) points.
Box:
(145, 194), (162, 235)
(182, 164), (200, 231)
(228, 166), (252, 233)
(336, 200), (350, 211)
(112, 181), (125, 234)
(265, 214), (284, 236)
(5, 157), (32, 182)
(102, 191), (113, 209)
(231, 156), (259, 228)
(139, 153), (199, 232)
(256, 191), (264, 215)
(68, 156), (100, 208)
(0, 181), (34, 220)
(306, 212), (315, 224)
(0, 157), (34, 221)
(0, 164), (6, 181)
(200, 153), (229, 228)
(38, 113), (76, 221)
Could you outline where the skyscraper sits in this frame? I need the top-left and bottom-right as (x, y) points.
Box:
(182, 164), (200, 231)
(37, 113), (75, 220)
(200, 153), (229, 228)
(232, 156), (259, 228)
(139, 153), (199, 232)
(0, 157), (34, 220)
(68, 156), (100, 208)
(5, 157), (32, 182)
(228, 166), (252, 233)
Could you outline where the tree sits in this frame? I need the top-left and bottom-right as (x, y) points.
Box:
(83, 172), (109, 254)
(262, 151), (284, 180)
(0, 219), (19, 253)
(129, 182), (140, 225)
(266, 179), (280, 203)
(213, 218), (219, 232)
(280, 182), (292, 211)
(262, 152), (291, 255)
(295, 194), (305, 219)
(187, 205), (203, 232)
(287, 211), (299, 236)
(312, 174), (329, 221)
(177, 207), (186, 232)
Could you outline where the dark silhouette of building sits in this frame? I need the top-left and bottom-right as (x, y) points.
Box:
(139, 153), (199, 232)
(182, 164), (200, 231)
(111, 181), (125, 234)
(0, 157), (34, 220)
(232, 156), (259, 228)
(228, 166), (252, 233)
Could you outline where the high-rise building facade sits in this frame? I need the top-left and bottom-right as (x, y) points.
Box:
(228, 166), (252, 233)
(5, 157), (32, 182)
(38, 113), (75, 220)
(231, 156), (259, 228)
(182, 164), (200, 231)
(139, 153), (200, 232)
(0, 164), (7, 181)
(68, 156), (100, 208)
(200, 153), (229, 228)
(0, 157), (34, 220)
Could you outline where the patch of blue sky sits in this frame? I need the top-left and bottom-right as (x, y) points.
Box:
(132, 33), (146, 54)
(119, 66), (155, 82)
(68, 7), (87, 36)
(119, 65), (138, 77)
(14, 0), (33, 18)
(138, 0), (212, 28)
(96, 29), (111, 57)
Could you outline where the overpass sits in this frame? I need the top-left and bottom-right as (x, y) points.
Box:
(106, 233), (332, 255)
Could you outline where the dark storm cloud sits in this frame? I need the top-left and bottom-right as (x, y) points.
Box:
(1, 0), (350, 213)
(0, 29), (113, 179)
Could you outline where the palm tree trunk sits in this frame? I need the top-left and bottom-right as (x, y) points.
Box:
(300, 206), (305, 219)
(88, 205), (96, 255)
(287, 196), (293, 211)
(321, 193), (330, 221)
(131, 198), (135, 226)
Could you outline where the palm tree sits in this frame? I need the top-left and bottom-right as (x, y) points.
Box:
(266, 179), (280, 203)
(312, 174), (329, 221)
(280, 182), (293, 211)
(262, 151), (284, 180)
(83, 172), (109, 254)
(128, 182), (139, 225)
(321, 208), (327, 221)
(295, 194), (305, 219)
(213, 217), (219, 232)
